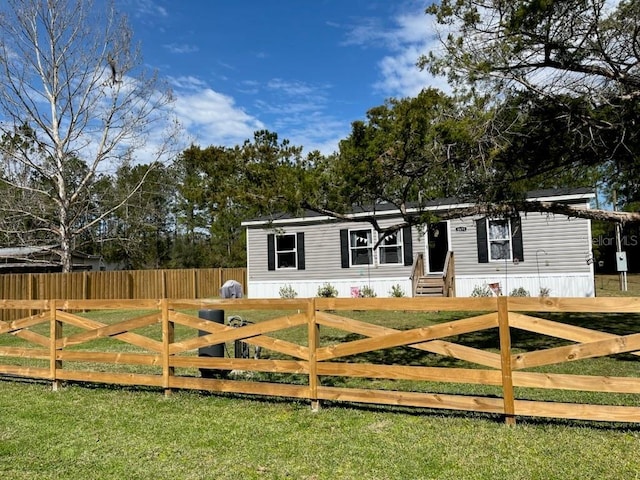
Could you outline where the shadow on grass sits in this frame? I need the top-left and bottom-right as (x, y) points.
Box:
(320, 311), (640, 367)
(5, 373), (640, 431)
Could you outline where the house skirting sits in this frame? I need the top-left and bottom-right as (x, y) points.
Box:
(455, 273), (595, 298)
(246, 273), (594, 298)
(246, 277), (413, 299)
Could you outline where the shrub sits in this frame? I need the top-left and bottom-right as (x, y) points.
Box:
(389, 284), (405, 298)
(278, 284), (298, 299)
(316, 282), (338, 298)
(509, 287), (530, 297)
(470, 284), (493, 297)
(539, 287), (551, 297)
(359, 285), (376, 298)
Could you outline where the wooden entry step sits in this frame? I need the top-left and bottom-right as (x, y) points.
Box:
(414, 275), (444, 297)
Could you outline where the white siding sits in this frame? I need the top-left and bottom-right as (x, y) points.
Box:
(248, 277), (413, 299)
(456, 274), (594, 297)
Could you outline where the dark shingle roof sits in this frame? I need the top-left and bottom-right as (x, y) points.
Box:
(242, 187), (595, 226)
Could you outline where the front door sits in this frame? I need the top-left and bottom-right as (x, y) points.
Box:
(426, 222), (449, 273)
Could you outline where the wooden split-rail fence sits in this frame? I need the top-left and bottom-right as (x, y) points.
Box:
(1, 296), (639, 425)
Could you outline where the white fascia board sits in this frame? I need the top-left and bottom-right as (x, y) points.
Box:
(527, 192), (595, 203)
(241, 202), (476, 227)
(242, 193), (593, 228)
(242, 215), (333, 227)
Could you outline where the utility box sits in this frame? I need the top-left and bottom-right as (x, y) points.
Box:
(198, 309), (225, 378)
(616, 252), (628, 272)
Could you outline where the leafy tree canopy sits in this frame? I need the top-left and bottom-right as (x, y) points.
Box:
(419, 0), (640, 220)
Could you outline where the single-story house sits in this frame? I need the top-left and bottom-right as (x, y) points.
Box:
(242, 188), (596, 298)
(0, 246), (105, 273)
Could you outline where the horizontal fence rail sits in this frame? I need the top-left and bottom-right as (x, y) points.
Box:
(1, 296), (639, 425)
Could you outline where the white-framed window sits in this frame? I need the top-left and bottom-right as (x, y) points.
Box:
(341, 227), (411, 268)
(349, 229), (373, 265)
(276, 234), (297, 269)
(487, 219), (512, 261)
(379, 230), (402, 265)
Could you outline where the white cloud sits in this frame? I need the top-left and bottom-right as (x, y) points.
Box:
(341, 17), (387, 47)
(266, 79), (321, 97)
(237, 80), (259, 95)
(374, 39), (449, 97)
(174, 88), (264, 147)
(163, 43), (199, 54)
(343, 4), (450, 98)
(284, 116), (349, 156)
(257, 79), (330, 119)
(130, 0), (168, 19)
(167, 76), (207, 90)
(167, 75), (343, 155)
(375, 12), (449, 97)
(253, 79), (346, 155)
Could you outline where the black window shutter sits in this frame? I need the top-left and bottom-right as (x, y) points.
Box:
(267, 234), (275, 271)
(402, 226), (413, 266)
(340, 229), (349, 268)
(511, 216), (524, 261)
(476, 219), (489, 263)
(296, 232), (305, 270)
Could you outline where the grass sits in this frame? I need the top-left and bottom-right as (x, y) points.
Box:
(1, 380), (639, 480)
(2, 277), (640, 478)
(596, 273), (640, 296)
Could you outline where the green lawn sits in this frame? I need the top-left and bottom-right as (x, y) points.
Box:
(596, 273), (640, 296)
(2, 283), (640, 479)
(1, 380), (639, 480)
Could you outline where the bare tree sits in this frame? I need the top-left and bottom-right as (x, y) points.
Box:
(0, 0), (179, 271)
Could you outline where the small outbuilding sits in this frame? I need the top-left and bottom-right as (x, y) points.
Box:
(0, 246), (104, 273)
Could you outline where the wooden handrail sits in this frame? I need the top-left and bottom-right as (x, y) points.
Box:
(442, 251), (455, 297)
(410, 253), (424, 296)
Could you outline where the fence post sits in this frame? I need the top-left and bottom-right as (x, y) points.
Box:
(497, 296), (516, 425)
(82, 271), (88, 300)
(49, 299), (62, 391)
(161, 298), (174, 396)
(307, 298), (320, 411)
(28, 273), (34, 316)
(128, 272), (134, 299)
(192, 269), (198, 299)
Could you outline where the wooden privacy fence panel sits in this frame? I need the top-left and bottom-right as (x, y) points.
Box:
(0, 296), (639, 425)
(130, 270), (165, 299)
(0, 274), (32, 300)
(86, 271), (134, 299)
(0, 268), (247, 322)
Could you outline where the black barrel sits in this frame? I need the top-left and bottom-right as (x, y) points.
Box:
(198, 309), (224, 378)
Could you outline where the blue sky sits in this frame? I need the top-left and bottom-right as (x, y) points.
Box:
(117, 0), (446, 155)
